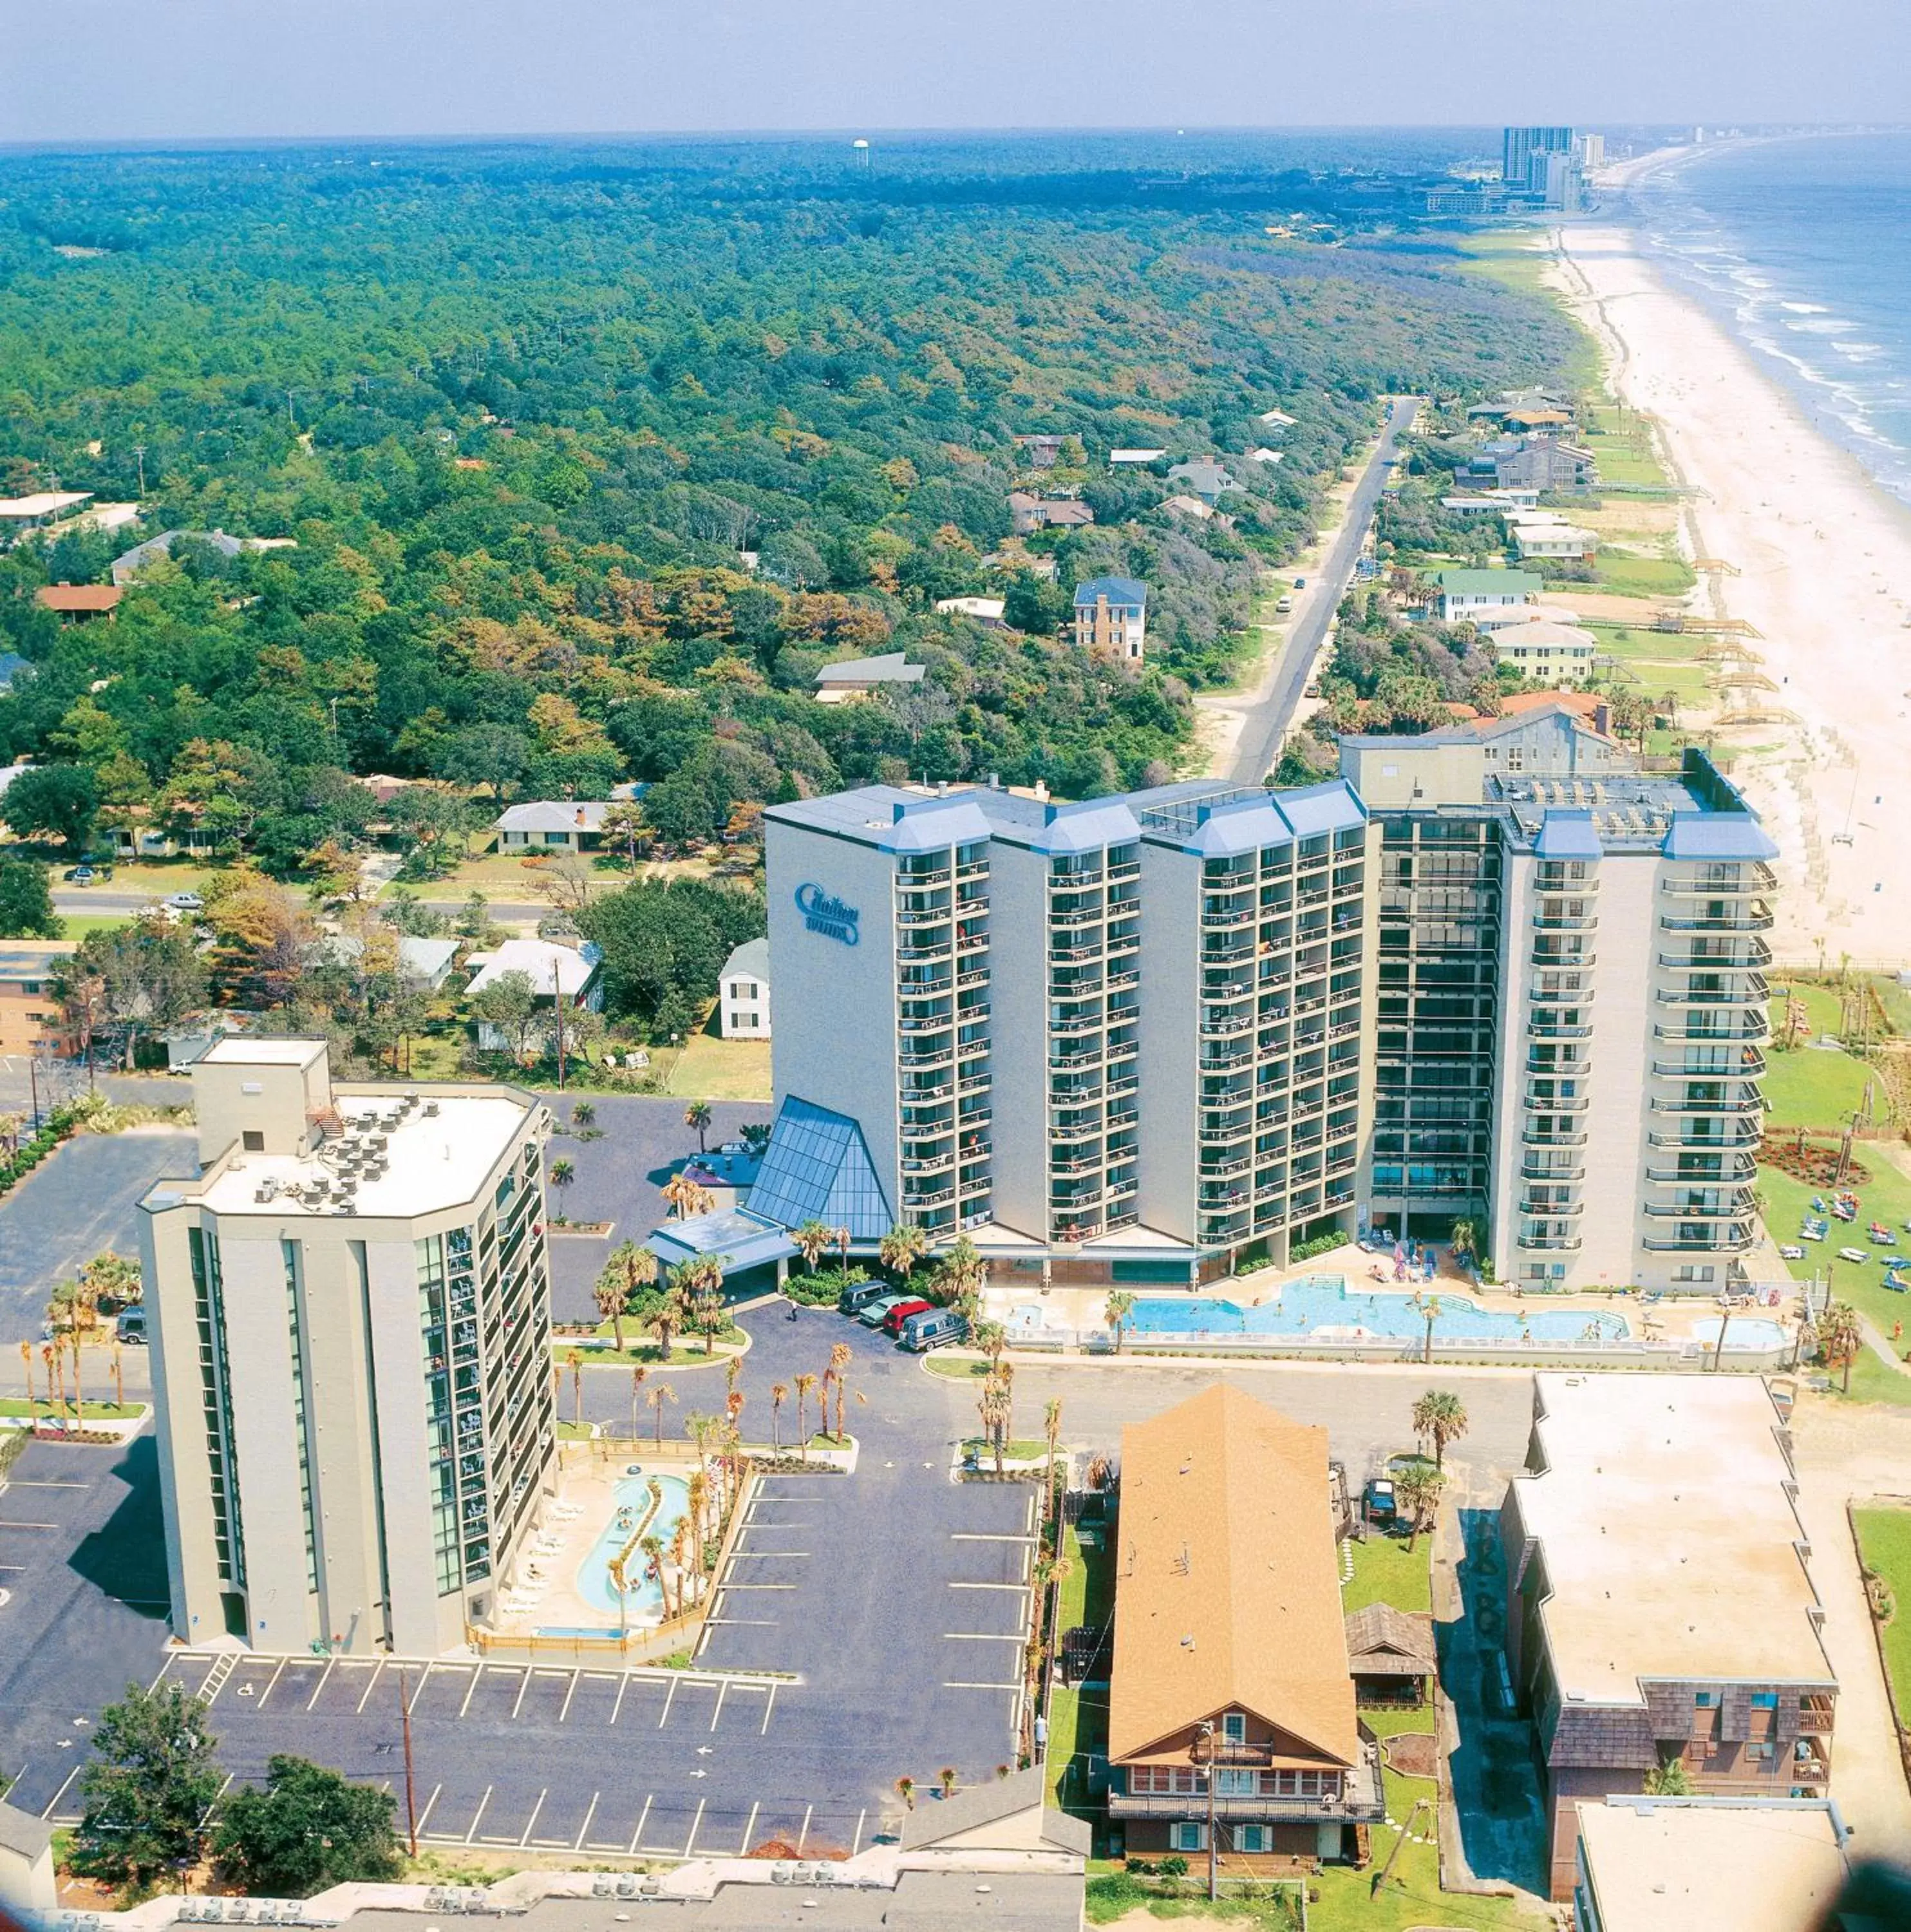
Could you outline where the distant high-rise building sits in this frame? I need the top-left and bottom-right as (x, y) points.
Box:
(1503, 126), (1574, 188)
(1574, 132), (1606, 171)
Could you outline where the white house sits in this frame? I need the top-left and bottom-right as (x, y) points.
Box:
(813, 651), (925, 703)
(495, 800), (614, 852)
(464, 938), (603, 1051)
(719, 937), (771, 1039)
(1108, 448), (1168, 466)
(1493, 618), (1601, 685)
(933, 596), (1008, 627)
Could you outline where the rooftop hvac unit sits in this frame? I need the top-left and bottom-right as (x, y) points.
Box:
(423, 1100), (440, 1118)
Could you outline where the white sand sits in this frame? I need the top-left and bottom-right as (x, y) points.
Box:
(1547, 160), (1911, 963)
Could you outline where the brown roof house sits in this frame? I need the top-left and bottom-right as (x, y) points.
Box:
(1106, 1385), (1382, 1871)
(1008, 491), (1095, 536)
(35, 582), (122, 623)
(1344, 1603), (1436, 1706)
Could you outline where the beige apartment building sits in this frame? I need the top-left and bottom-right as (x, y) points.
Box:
(1501, 1374), (1836, 1900)
(140, 1039), (557, 1656)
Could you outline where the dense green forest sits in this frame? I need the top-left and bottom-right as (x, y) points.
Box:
(0, 138), (1575, 879)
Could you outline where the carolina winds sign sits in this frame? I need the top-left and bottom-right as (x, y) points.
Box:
(795, 882), (860, 946)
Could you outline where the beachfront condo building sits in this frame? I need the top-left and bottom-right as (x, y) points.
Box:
(1341, 706), (1776, 1294)
(754, 777), (1376, 1288)
(139, 1039), (557, 1656)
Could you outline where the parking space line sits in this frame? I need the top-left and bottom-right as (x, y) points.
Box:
(760, 1683), (777, 1734)
(657, 1678), (678, 1727)
(355, 1660), (387, 1714)
(715, 1582), (796, 1589)
(709, 1682), (728, 1730)
(702, 1616), (778, 1627)
(572, 1792), (599, 1850)
(518, 1790), (546, 1846)
(464, 1786), (492, 1845)
(682, 1797), (706, 1857)
(40, 1765), (81, 1820)
(739, 1802), (759, 1855)
(408, 1662), (435, 1712)
(944, 1631), (1022, 1640)
(610, 1675), (630, 1727)
(728, 1549), (810, 1558)
(256, 1658), (288, 1707)
(0, 1520), (58, 1531)
(950, 1532), (1037, 1542)
(949, 1580), (1028, 1590)
(459, 1667), (484, 1718)
(628, 1794), (653, 1854)
(306, 1656), (337, 1710)
(558, 1670), (581, 1723)
(417, 1784), (442, 1836)
(510, 1669), (536, 1719)
(796, 1804), (811, 1853)
(945, 1680), (1021, 1690)
(851, 1809), (867, 1856)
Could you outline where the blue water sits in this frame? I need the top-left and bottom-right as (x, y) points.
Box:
(1632, 133), (1911, 506)
(1125, 1276), (1628, 1343)
(1692, 1316), (1787, 1352)
(571, 1473), (690, 1621)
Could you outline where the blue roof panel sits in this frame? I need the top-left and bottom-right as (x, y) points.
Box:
(1534, 810), (1603, 858)
(744, 1095), (893, 1239)
(1073, 575), (1147, 608)
(1662, 813), (1779, 861)
(1271, 781), (1367, 838)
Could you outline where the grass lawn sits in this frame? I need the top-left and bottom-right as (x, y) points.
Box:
(963, 1437), (1057, 1462)
(1341, 1530), (1432, 1616)
(55, 913), (135, 938)
(552, 1327), (744, 1368)
(1853, 1504), (1911, 1718)
(0, 1397), (141, 1420)
(1592, 553), (1697, 600)
(664, 1032), (772, 1103)
(926, 1354), (991, 1381)
(1760, 1040), (1879, 1132)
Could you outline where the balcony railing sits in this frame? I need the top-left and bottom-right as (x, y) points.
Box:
(1642, 1229), (1758, 1253)
(1518, 1233), (1585, 1252)
(1644, 1157), (1758, 1183)
(1520, 1198), (1585, 1218)
(1659, 904), (1775, 933)
(1647, 1126), (1762, 1150)
(1650, 1094), (1765, 1115)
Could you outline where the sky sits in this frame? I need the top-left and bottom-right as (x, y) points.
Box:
(1, 0), (1908, 146)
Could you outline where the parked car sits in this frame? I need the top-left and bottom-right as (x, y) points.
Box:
(881, 1297), (935, 1338)
(838, 1278), (890, 1317)
(115, 1307), (147, 1345)
(164, 891), (205, 913)
(1292, 576), (1307, 589)
(1274, 595), (1294, 614)
(901, 1308), (966, 1352)
(64, 865), (97, 885)
(1364, 1476), (1397, 1524)
(856, 1293), (911, 1329)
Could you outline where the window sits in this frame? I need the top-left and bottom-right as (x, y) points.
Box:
(1749, 1743), (1775, 1765)
(1169, 1823), (1206, 1854)
(1750, 1692), (1778, 1710)
(1694, 1690), (1718, 1709)
(242, 1130), (265, 1152)
(1216, 1770), (1257, 1796)
(1234, 1826), (1269, 1853)
(1222, 1712), (1247, 1745)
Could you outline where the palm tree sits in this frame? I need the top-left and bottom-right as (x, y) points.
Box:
(1449, 1217), (1480, 1264)
(662, 1173), (715, 1222)
(571, 1100), (596, 1133)
(792, 1220), (833, 1276)
(794, 1372), (818, 1459)
(1411, 1390), (1469, 1469)
(1643, 1757), (1694, 1797)
(979, 1377), (1010, 1476)
(895, 1776), (916, 1812)
(688, 1260), (727, 1354)
(549, 1157), (576, 1220)
(770, 1381), (787, 1451)
(629, 1365), (646, 1441)
(603, 1240), (659, 1336)
(669, 1519), (693, 1615)
(936, 1235), (984, 1305)
(834, 1226), (852, 1272)
(827, 1352), (850, 1445)
(1822, 1301), (1865, 1394)
(646, 1380), (677, 1446)
(879, 1222), (927, 1285)
(19, 1339), (33, 1411)
(684, 1099), (713, 1153)
(1044, 1397), (1064, 1489)
(974, 1320), (1008, 1370)
(939, 1767), (958, 1799)
(638, 1531), (665, 1612)
(593, 1274), (628, 1354)
(1104, 1290), (1134, 1353)
(1409, 1290), (1443, 1365)
(686, 1468), (710, 1566)
(1395, 1461), (1446, 1553)
(657, 1267), (699, 1361)
(68, 1334), (84, 1428)
(568, 1349), (584, 1426)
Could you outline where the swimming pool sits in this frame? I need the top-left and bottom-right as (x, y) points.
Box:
(573, 1472), (692, 1621)
(1692, 1316), (1789, 1352)
(1124, 1276), (1630, 1345)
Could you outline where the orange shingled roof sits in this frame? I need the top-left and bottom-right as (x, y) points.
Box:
(1107, 1383), (1359, 1768)
(35, 583), (122, 612)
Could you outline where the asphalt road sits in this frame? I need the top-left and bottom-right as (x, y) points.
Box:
(1227, 394), (1422, 784)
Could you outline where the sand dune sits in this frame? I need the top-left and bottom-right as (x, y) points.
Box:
(1548, 196), (1911, 966)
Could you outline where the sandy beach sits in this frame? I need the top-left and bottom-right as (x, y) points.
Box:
(1547, 158), (1911, 964)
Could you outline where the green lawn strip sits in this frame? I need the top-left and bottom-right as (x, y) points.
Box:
(552, 1323), (745, 1367)
(1760, 1041), (1878, 1131)
(1853, 1505), (1911, 1715)
(56, 913), (136, 938)
(1758, 1152), (1911, 1367)
(925, 1354), (991, 1380)
(0, 1397), (141, 1420)
(1769, 983), (1852, 1041)
(1341, 1531), (1432, 1616)
(962, 1437), (1056, 1461)
(1592, 553), (1696, 599)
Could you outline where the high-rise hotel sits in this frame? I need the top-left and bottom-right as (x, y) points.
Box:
(753, 702), (1776, 1294)
(753, 777), (1377, 1288)
(140, 1039), (556, 1655)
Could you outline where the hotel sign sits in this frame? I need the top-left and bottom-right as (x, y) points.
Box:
(795, 882), (860, 947)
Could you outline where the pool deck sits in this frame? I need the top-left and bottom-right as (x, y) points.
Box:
(980, 1240), (1806, 1356)
(487, 1441), (706, 1640)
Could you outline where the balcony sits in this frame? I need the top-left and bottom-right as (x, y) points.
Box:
(1202, 1045), (1256, 1072)
(1523, 1127), (1588, 1147)
(894, 905), (952, 929)
(1660, 902), (1775, 933)
(1528, 1019), (1593, 1039)
(1642, 1190), (1758, 1218)
(1654, 1050), (1767, 1079)
(1521, 1159), (1586, 1181)
(1661, 862), (1776, 896)
(1533, 911), (1599, 932)
(1051, 1012), (1104, 1038)
(1109, 1781), (1383, 1826)
(1530, 982), (1591, 1005)
(899, 1045), (956, 1070)
(903, 1185), (956, 1209)
(1643, 1228), (1759, 1253)
(1049, 939), (1104, 963)
(1650, 1094), (1765, 1115)
(1647, 1126), (1762, 1151)
(1655, 1018), (1769, 1043)
(1519, 1233), (1585, 1252)
(1201, 1009), (1255, 1039)
(1520, 1197), (1585, 1218)
(1656, 970), (1771, 999)
(896, 942), (952, 963)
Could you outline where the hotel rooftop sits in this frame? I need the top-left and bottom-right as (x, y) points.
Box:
(1509, 1374), (1832, 1704)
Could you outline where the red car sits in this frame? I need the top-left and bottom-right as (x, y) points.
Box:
(881, 1298), (934, 1337)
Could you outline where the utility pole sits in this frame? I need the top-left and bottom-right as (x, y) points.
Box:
(1198, 1719), (1218, 1901)
(133, 444), (147, 495)
(28, 1054), (41, 1133)
(397, 1669), (419, 1857)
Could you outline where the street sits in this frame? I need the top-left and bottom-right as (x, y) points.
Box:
(1226, 394), (1420, 784)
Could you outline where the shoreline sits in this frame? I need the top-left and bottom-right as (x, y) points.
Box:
(1529, 185), (1911, 961)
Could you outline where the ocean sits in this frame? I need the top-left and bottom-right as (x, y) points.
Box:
(1630, 131), (1911, 507)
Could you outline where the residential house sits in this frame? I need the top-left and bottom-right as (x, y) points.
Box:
(34, 583), (122, 623)
(0, 491), (92, 536)
(1257, 408), (1298, 428)
(1501, 1374), (1837, 1900)
(1109, 448), (1168, 466)
(933, 596), (1008, 627)
(1107, 1385), (1382, 1868)
(1507, 512), (1599, 562)
(1428, 567), (1544, 625)
(464, 938), (603, 1051)
(719, 936), (771, 1039)
(1162, 493), (1222, 523)
(1009, 491), (1095, 536)
(1165, 459), (1236, 506)
(814, 650), (926, 703)
(1247, 447), (1285, 466)
(310, 934), (461, 994)
(0, 1797), (57, 1923)
(0, 942), (78, 1056)
(1461, 437), (1596, 494)
(1492, 619), (1601, 685)
(1014, 434), (1066, 469)
(1344, 1604), (1435, 1707)
(1073, 576), (1147, 661)
(109, 528), (296, 583)
(494, 800), (614, 853)
(1570, 1795), (1852, 1932)
(1442, 495), (1520, 517)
